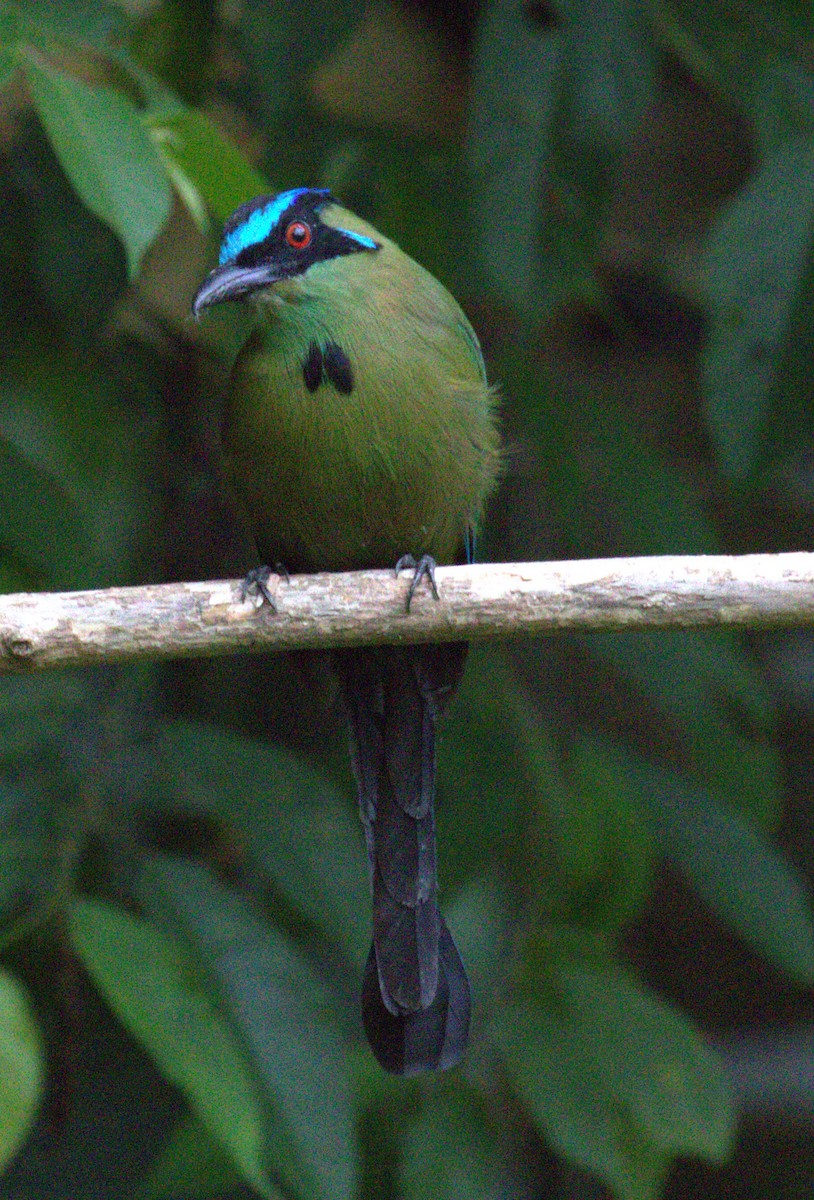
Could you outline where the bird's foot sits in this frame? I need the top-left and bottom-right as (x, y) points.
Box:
(240, 563), (289, 611)
(395, 554), (440, 613)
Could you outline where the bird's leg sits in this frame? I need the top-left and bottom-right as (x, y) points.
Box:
(239, 563), (290, 611)
(395, 554), (440, 613)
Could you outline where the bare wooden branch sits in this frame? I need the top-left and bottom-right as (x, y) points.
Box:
(1, 552), (814, 673)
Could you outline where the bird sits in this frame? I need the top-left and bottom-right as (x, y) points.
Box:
(192, 187), (500, 1074)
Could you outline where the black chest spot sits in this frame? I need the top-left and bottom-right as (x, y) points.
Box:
(322, 341), (354, 395)
(302, 340), (323, 393)
(301, 339), (355, 396)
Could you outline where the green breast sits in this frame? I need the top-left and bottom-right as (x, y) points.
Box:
(223, 236), (501, 573)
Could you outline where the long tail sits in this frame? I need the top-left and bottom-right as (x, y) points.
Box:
(336, 642), (471, 1075)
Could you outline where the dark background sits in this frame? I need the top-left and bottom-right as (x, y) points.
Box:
(0, 1), (813, 1198)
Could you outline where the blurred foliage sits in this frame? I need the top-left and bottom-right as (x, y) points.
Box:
(0, 1), (813, 1199)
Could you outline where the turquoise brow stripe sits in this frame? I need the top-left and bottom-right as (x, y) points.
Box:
(337, 228), (378, 250)
(219, 188), (311, 264)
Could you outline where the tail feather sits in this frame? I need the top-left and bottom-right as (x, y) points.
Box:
(372, 811), (444, 1008)
(336, 642), (470, 1072)
(371, 768), (436, 907)
(361, 918), (471, 1076)
(382, 658), (434, 819)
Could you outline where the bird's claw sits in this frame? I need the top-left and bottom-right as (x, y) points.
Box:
(240, 563), (289, 611)
(395, 554), (440, 613)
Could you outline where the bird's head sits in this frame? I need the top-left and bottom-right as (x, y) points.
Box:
(192, 187), (381, 316)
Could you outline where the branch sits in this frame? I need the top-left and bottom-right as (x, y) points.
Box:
(1, 552), (814, 674)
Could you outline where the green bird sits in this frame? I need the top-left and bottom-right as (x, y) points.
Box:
(192, 187), (500, 1075)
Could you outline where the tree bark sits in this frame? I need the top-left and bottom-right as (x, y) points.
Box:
(1, 552), (813, 673)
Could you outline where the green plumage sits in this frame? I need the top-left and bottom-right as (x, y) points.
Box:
(193, 191), (500, 1075)
(223, 203), (500, 572)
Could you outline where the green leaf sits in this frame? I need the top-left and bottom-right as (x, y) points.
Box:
(492, 999), (670, 1200)
(140, 857), (357, 1200)
(0, 673), (105, 926)
(588, 627), (780, 827)
(157, 719), (370, 964)
(236, 0), (365, 129)
(540, 0), (656, 308)
(437, 645), (567, 895)
(0, 46), (15, 87)
(513, 353), (718, 558)
(440, 649), (656, 937)
(469, 0), (561, 312)
(0, 431), (89, 589)
(749, 58), (814, 152)
(21, 54), (171, 278)
(0, 778), (62, 923)
(148, 107), (267, 227)
(68, 897), (277, 1199)
(0, 672), (87, 763)
(648, 0), (814, 104)
(590, 428), (717, 556)
(14, 0), (126, 49)
(513, 350), (780, 827)
(0, 782), (37, 919)
(470, 0), (655, 316)
(0, 969), (44, 1172)
(0, 6), (20, 49)
(401, 1093), (509, 1200)
(443, 877), (511, 1018)
(616, 748), (814, 985)
(566, 737), (656, 934)
(557, 968), (734, 1162)
(701, 141), (814, 479)
(493, 969), (733, 1198)
(559, 0), (656, 151)
(441, 652), (656, 936)
(755, 242), (814, 490)
(0, 344), (148, 587)
(135, 1114), (244, 1200)
(11, 125), (126, 345)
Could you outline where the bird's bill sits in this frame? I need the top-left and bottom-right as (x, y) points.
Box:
(191, 262), (283, 316)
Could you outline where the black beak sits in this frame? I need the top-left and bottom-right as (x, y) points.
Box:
(191, 262), (283, 317)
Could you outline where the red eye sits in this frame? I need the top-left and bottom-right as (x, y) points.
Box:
(285, 220), (312, 249)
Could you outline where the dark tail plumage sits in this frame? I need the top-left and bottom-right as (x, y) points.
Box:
(336, 642), (471, 1075)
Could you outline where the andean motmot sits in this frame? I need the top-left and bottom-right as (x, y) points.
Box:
(192, 187), (501, 1074)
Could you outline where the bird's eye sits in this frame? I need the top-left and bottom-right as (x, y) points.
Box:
(285, 220), (312, 249)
